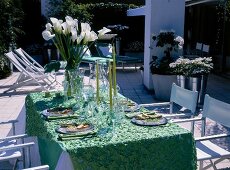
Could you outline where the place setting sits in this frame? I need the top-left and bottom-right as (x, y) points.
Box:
(41, 107), (79, 121)
(125, 108), (168, 126)
(55, 121), (97, 141)
(120, 99), (140, 112)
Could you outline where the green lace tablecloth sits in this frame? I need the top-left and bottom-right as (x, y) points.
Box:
(25, 92), (197, 170)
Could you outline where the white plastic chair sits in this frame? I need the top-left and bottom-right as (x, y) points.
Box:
(140, 83), (199, 133)
(185, 42), (203, 59)
(202, 44), (210, 57)
(195, 42), (203, 54)
(4, 51), (55, 93)
(174, 94), (230, 170)
(0, 119), (35, 169)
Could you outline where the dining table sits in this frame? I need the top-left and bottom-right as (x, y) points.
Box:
(25, 91), (197, 170)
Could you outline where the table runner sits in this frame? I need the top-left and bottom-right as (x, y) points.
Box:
(26, 92), (197, 170)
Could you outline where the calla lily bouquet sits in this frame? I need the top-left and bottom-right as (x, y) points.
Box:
(42, 16), (111, 70)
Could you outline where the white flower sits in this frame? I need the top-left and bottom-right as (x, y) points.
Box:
(61, 22), (69, 35)
(98, 27), (111, 37)
(84, 31), (98, 43)
(42, 30), (55, 41)
(42, 15), (104, 68)
(175, 36), (184, 48)
(65, 16), (78, 31)
(76, 34), (84, 44)
(45, 23), (52, 31)
(50, 17), (63, 32)
(71, 28), (78, 42)
(65, 16), (74, 25)
(81, 23), (91, 33)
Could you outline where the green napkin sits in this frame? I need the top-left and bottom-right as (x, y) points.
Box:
(44, 114), (79, 121)
(58, 131), (97, 141)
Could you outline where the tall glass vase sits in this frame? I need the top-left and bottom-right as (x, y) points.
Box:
(63, 66), (84, 101)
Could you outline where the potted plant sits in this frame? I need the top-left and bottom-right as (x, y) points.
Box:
(150, 30), (184, 101)
(169, 57), (213, 104)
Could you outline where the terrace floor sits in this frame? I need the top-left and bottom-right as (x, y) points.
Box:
(0, 66), (230, 169)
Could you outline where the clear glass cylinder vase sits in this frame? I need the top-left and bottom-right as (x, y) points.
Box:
(63, 66), (84, 101)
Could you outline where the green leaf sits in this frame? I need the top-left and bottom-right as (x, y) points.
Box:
(44, 61), (61, 73)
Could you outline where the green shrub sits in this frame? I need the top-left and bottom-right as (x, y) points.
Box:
(0, 55), (11, 79)
(48, 1), (139, 23)
(0, 0), (23, 79)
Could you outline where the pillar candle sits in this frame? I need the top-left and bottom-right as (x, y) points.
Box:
(96, 60), (100, 105)
(109, 62), (113, 110)
(112, 45), (117, 96)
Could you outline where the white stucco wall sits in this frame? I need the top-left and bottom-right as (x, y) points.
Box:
(143, 0), (185, 89)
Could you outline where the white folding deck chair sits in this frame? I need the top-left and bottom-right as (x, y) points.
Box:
(14, 48), (59, 85)
(174, 94), (230, 169)
(140, 83), (199, 133)
(14, 48), (45, 73)
(4, 51), (54, 93)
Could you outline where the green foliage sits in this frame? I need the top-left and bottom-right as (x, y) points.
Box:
(48, 1), (139, 23)
(44, 61), (61, 73)
(71, 0), (144, 5)
(0, 0), (24, 51)
(0, 0), (23, 79)
(0, 55), (11, 79)
(150, 55), (174, 75)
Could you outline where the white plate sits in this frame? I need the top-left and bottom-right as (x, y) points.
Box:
(56, 123), (94, 134)
(41, 108), (74, 117)
(124, 102), (140, 112)
(131, 117), (168, 126)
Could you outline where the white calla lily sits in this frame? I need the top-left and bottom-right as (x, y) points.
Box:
(65, 16), (74, 25)
(98, 27), (111, 37)
(42, 30), (55, 41)
(77, 34), (84, 44)
(89, 31), (98, 41)
(50, 17), (63, 32)
(50, 17), (58, 24)
(73, 19), (78, 30)
(61, 22), (68, 35)
(45, 23), (52, 31)
(42, 15), (106, 71)
(84, 31), (98, 43)
(81, 23), (91, 33)
(65, 16), (76, 31)
(71, 28), (78, 42)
